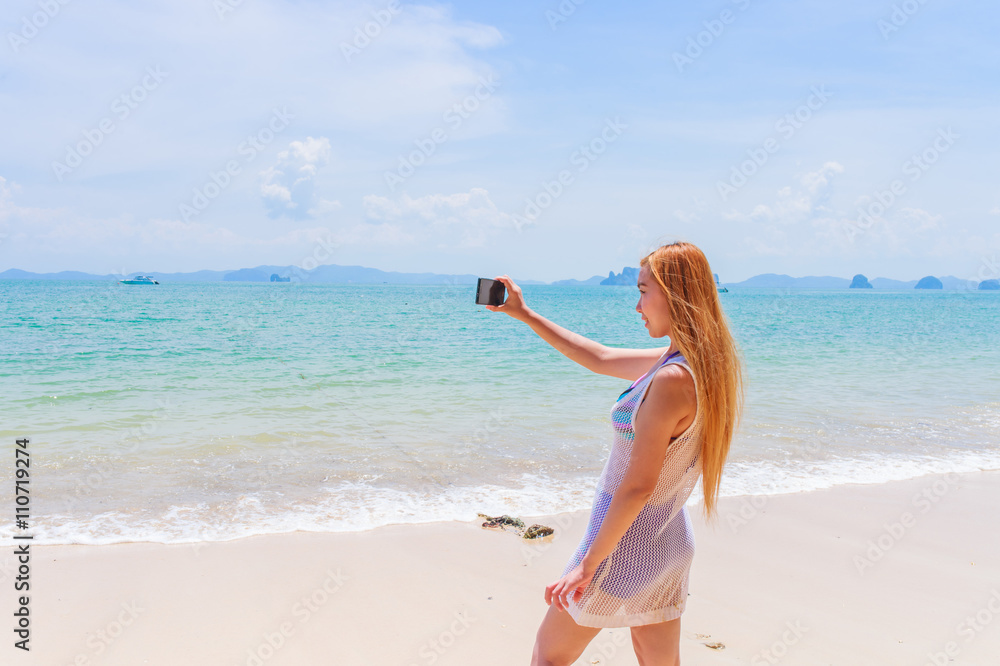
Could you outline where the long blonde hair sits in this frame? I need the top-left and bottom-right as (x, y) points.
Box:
(640, 241), (745, 524)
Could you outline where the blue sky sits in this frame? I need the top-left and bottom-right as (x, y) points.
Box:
(1, 0), (997, 282)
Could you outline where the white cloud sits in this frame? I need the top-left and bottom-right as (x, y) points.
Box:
(800, 161), (844, 195)
(722, 162), (844, 235)
(362, 187), (517, 247)
(896, 207), (941, 232)
(672, 209), (698, 224)
(29, 214), (331, 251)
(0, 177), (343, 270)
(725, 162), (970, 262)
(332, 222), (417, 246)
(723, 162), (846, 256)
(626, 223), (647, 239)
(260, 137), (333, 219)
(286, 137), (331, 170)
(308, 199), (343, 217)
(0, 176), (64, 239)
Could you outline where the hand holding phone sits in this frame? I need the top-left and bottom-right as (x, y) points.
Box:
(480, 275), (529, 321)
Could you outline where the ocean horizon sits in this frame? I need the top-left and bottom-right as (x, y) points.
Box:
(1, 266), (994, 290)
(2, 280), (998, 545)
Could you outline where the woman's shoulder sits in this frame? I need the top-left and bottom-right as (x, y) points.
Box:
(633, 361), (698, 440)
(645, 362), (697, 407)
(651, 360), (694, 385)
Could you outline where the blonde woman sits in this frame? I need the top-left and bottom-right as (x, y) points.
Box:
(487, 241), (744, 666)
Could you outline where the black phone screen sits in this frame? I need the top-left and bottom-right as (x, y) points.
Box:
(475, 278), (506, 306)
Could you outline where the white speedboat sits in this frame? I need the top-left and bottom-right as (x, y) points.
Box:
(119, 275), (159, 285)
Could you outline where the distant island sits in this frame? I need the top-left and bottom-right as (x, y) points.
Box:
(0, 265), (994, 290)
(600, 267), (640, 286)
(599, 267), (991, 290)
(914, 276), (943, 289)
(849, 274), (873, 289)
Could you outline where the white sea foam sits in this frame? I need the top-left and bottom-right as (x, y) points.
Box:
(9, 450), (1000, 546)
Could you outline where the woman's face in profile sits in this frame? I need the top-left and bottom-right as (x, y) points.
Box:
(635, 265), (671, 338)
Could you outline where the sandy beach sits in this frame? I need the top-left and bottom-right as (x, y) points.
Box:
(5, 469), (999, 665)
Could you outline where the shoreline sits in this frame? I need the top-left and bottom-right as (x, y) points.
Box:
(10, 451), (1000, 547)
(3, 469), (999, 664)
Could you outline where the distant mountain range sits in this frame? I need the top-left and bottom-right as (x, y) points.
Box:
(596, 268), (988, 289)
(0, 265), (549, 285)
(721, 272), (979, 290)
(0, 265), (991, 289)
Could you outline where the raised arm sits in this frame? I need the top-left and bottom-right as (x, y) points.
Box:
(486, 275), (667, 381)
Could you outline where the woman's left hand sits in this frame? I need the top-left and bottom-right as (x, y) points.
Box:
(544, 563), (595, 612)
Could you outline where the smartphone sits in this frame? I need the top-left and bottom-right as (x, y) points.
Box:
(475, 278), (506, 306)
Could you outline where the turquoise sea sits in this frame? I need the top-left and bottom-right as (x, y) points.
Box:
(1, 280), (998, 544)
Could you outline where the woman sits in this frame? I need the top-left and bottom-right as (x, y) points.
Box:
(487, 241), (744, 666)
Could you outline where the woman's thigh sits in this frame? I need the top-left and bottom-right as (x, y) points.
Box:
(532, 604), (602, 666)
(630, 617), (681, 666)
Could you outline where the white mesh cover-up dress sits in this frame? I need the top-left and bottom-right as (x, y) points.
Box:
(561, 348), (703, 628)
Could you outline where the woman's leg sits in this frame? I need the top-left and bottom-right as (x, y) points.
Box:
(630, 617), (682, 666)
(531, 604), (602, 666)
